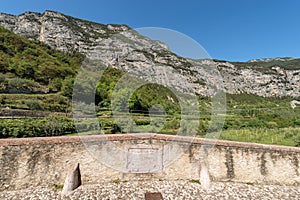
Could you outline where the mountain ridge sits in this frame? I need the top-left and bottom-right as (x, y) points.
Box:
(0, 10), (300, 97)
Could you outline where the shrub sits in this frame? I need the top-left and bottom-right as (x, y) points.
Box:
(26, 100), (43, 110)
(0, 114), (76, 138)
(294, 136), (300, 147)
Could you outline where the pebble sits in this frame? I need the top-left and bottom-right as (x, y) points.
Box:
(0, 180), (299, 200)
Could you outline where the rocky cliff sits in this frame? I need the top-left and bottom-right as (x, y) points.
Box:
(0, 10), (299, 97)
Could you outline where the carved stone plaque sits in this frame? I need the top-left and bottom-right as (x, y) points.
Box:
(126, 146), (163, 173)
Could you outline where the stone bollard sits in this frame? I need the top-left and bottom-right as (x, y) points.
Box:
(200, 161), (211, 190)
(61, 163), (82, 197)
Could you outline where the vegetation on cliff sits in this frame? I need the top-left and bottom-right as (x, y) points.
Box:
(0, 25), (299, 147)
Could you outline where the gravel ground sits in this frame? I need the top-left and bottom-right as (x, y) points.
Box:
(0, 180), (299, 200)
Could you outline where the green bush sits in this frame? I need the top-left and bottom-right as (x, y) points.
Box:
(133, 118), (151, 126)
(0, 73), (5, 83)
(0, 114), (76, 138)
(294, 136), (300, 147)
(61, 76), (75, 98)
(25, 100), (42, 110)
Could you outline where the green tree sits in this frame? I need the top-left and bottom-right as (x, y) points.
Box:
(61, 76), (75, 98)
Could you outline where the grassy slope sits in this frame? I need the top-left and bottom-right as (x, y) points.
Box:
(218, 94), (300, 147)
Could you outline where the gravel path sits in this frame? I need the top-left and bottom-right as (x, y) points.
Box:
(0, 180), (299, 200)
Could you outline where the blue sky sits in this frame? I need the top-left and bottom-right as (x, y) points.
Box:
(1, 0), (300, 61)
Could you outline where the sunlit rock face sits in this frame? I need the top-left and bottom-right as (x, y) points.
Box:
(1, 10), (299, 97)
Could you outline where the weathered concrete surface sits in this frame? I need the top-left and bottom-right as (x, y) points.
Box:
(0, 134), (299, 191)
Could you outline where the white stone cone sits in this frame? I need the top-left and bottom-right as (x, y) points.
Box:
(200, 161), (211, 190)
(61, 163), (82, 197)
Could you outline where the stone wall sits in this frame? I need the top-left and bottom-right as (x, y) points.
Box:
(0, 134), (299, 191)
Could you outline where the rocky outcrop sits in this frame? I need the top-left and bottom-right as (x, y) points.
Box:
(0, 10), (299, 97)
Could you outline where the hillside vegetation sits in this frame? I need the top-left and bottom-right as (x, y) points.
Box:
(231, 58), (300, 71)
(0, 26), (299, 147)
(0, 25), (83, 92)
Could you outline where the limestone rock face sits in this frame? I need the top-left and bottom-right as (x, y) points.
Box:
(0, 10), (299, 97)
(61, 163), (81, 197)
